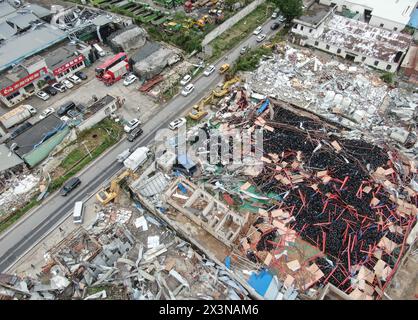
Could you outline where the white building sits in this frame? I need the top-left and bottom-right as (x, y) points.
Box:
(319, 0), (418, 31)
(291, 3), (412, 73)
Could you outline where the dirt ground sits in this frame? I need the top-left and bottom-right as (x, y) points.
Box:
(385, 242), (418, 300)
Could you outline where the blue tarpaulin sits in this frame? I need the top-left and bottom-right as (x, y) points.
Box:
(256, 98), (270, 115)
(247, 269), (273, 296)
(408, 8), (418, 28)
(224, 256), (231, 269)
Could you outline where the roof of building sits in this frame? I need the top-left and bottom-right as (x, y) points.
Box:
(294, 3), (332, 27)
(44, 43), (81, 70)
(318, 14), (412, 62)
(0, 24), (66, 72)
(89, 94), (116, 113)
(24, 4), (51, 19)
(0, 2), (16, 20)
(91, 15), (112, 27)
(0, 21), (16, 40)
(177, 154), (196, 171)
(0, 143), (23, 172)
(408, 6), (418, 28)
(8, 114), (65, 157)
(7, 12), (39, 29)
(346, 0), (417, 25)
(130, 42), (161, 63)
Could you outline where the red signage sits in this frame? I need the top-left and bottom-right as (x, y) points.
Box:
(0, 67), (48, 97)
(53, 55), (85, 76)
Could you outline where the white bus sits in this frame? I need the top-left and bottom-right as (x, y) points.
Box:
(73, 201), (84, 224)
(93, 43), (106, 57)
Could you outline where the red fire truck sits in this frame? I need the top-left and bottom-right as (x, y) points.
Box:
(102, 60), (130, 86)
(95, 52), (128, 80)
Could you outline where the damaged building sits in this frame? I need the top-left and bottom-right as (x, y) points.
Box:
(291, 3), (412, 73)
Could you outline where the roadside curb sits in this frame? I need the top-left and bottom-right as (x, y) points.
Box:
(0, 135), (126, 241)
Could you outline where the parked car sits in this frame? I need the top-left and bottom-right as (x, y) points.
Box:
(203, 65), (215, 76)
(278, 15), (285, 23)
(169, 117), (186, 130)
(219, 63), (230, 73)
(271, 11), (278, 19)
(124, 118), (141, 133)
(60, 177), (81, 196)
(68, 74), (81, 84)
(62, 79), (73, 89)
(75, 71), (88, 80)
(117, 148), (131, 163)
(57, 101), (75, 117)
(127, 127), (143, 142)
(39, 107), (55, 120)
(75, 103), (86, 114)
(36, 91), (50, 101)
(52, 82), (66, 92)
(271, 22), (280, 30)
(256, 34), (267, 42)
(181, 83), (194, 96)
(180, 74), (192, 86)
(123, 74), (137, 86)
(44, 86), (58, 96)
(240, 46), (248, 55)
(253, 26), (262, 35)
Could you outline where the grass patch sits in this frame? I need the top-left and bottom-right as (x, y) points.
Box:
(232, 46), (273, 73)
(209, 3), (273, 62)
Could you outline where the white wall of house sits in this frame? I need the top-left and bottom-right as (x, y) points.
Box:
(369, 16), (404, 31)
(77, 101), (117, 132)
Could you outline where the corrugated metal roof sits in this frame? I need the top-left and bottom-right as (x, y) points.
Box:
(0, 143), (23, 172)
(91, 15), (112, 27)
(0, 21), (16, 40)
(0, 2), (16, 20)
(7, 13), (39, 29)
(0, 24), (66, 72)
(25, 4), (51, 19)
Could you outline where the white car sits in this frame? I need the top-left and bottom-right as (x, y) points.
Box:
(256, 34), (267, 42)
(36, 91), (50, 101)
(39, 107), (54, 120)
(253, 26), (262, 35)
(180, 74), (191, 86)
(181, 83), (194, 96)
(67, 74), (81, 84)
(203, 65), (215, 76)
(62, 79), (73, 89)
(124, 118), (141, 133)
(52, 82), (66, 92)
(169, 117), (186, 130)
(123, 74), (137, 86)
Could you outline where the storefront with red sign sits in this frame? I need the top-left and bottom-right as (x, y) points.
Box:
(52, 55), (86, 82)
(0, 66), (48, 108)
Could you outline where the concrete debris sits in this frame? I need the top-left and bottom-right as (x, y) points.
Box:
(108, 25), (147, 52)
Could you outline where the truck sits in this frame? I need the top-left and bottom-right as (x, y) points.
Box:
(0, 104), (37, 129)
(123, 146), (150, 171)
(95, 52), (128, 79)
(103, 61), (130, 86)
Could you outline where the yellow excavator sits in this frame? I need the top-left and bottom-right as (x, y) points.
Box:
(96, 170), (138, 205)
(212, 76), (240, 97)
(188, 93), (214, 120)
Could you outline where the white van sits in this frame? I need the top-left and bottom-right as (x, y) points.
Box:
(93, 43), (106, 57)
(73, 201), (84, 224)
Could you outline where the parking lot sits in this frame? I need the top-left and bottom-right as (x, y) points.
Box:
(0, 53), (160, 126)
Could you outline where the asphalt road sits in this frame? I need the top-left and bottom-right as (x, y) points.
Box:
(0, 17), (281, 272)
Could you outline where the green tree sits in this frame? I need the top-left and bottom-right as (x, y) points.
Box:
(271, 0), (303, 23)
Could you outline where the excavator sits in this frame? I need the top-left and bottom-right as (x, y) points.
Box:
(96, 169), (138, 205)
(187, 93), (214, 120)
(212, 76), (241, 97)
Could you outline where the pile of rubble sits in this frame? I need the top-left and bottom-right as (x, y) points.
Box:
(0, 202), (249, 300)
(108, 25), (148, 52)
(246, 45), (417, 150)
(0, 170), (41, 217)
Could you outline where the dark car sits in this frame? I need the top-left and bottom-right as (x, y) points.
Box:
(75, 71), (88, 80)
(44, 86), (58, 96)
(57, 101), (76, 117)
(127, 127), (143, 142)
(60, 177), (81, 196)
(67, 109), (81, 119)
(271, 22), (280, 30)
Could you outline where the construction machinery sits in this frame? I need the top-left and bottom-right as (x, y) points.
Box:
(96, 169), (138, 205)
(195, 15), (212, 28)
(212, 76), (240, 97)
(219, 63), (230, 74)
